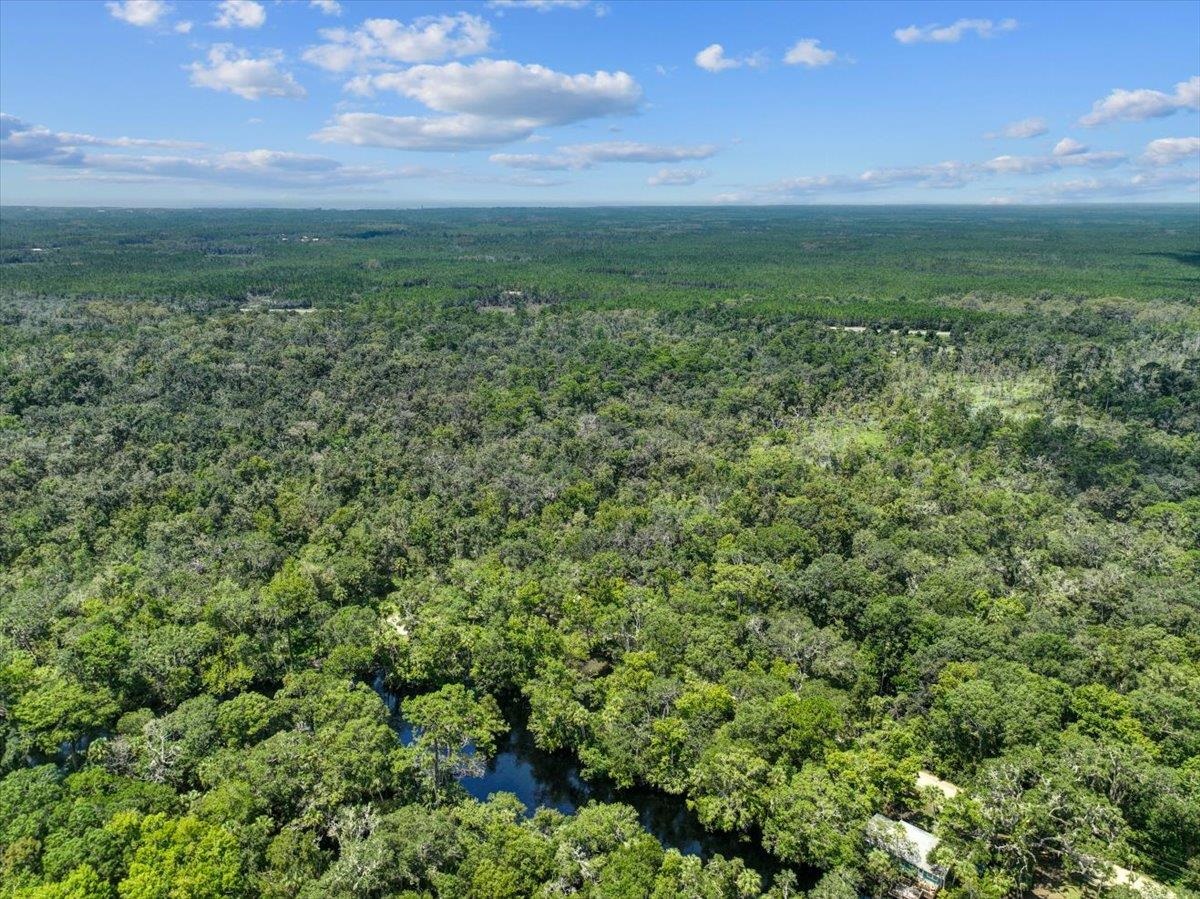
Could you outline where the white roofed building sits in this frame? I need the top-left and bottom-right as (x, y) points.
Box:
(867, 814), (948, 896)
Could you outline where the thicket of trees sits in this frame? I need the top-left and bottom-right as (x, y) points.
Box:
(0, 208), (1197, 898)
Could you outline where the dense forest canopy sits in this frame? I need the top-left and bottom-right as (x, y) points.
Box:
(0, 206), (1198, 899)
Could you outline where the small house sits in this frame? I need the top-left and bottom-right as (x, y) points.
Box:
(867, 814), (947, 896)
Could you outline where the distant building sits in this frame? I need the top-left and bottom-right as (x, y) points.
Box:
(867, 814), (947, 897)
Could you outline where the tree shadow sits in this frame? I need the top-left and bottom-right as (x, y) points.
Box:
(1138, 251), (1200, 268)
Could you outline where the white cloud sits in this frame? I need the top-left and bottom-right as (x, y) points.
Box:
(1129, 169), (1200, 190)
(302, 14), (493, 71)
(489, 152), (576, 171)
(648, 168), (709, 186)
(491, 141), (718, 170)
(1052, 137), (1087, 156)
(980, 155), (1056, 175)
(1080, 76), (1200, 126)
(174, 20), (193, 33)
(0, 113), (203, 165)
(1035, 169), (1200, 199)
(725, 161), (1199, 203)
(574, 141), (716, 163)
(485, 173), (572, 187)
(695, 43), (764, 73)
(1141, 137), (1200, 166)
(894, 18), (1017, 44)
(60, 150), (393, 188)
(188, 45), (306, 100)
(311, 113), (536, 151)
(316, 60), (640, 151)
(696, 44), (736, 72)
(720, 142), (1135, 203)
(351, 60), (641, 124)
(858, 161), (976, 189)
(982, 150), (1123, 175)
(61, 132), (204, 150)
(212, 0), (266, 30)
(309, 0), (341, 14)
(783, 38), (838, 68)
(106, 0), (169, 27)
(985, 117), (1047, 139)
(1, 113), (575, 192)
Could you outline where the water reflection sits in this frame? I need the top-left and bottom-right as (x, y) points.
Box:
(375, 680), (816, 886)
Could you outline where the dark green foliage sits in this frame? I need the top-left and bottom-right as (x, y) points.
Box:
(1, 207), (1197, 897)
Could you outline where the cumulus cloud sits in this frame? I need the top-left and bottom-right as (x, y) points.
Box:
(57, 150), (394, 188)
(212, 0), (265, 29)
(0, 114), (437, 190)
(309, 0), (341, 14)
(1052, 137), (1087, 156)
(302, 14), (493, 71)
(0, 113), (203, 165)
(894, 18), (1017, 44)
(695, 43), (765, 73)
(174, 20), (193, 33)
(695, 44), (737, 72)
(985, 117), (1047, 139)
(106, 0), (169, 27)
(330, 60), (641, 151)
(783, 38), (839, 68)
(312, 112), (536, 151)
(188, 45), (306, 100)
(858, 161), (977, 189)
(1128, 168), (1200, 190)
(352, 60), (640, 122)
(982, 150), (1123, 175)
(2, 113), (576, 192)
(647, 167), (709, 186)
(490, 141), (718, 170)
(1141, 137), (1200, 166)
(1080, 76), (1200, 126)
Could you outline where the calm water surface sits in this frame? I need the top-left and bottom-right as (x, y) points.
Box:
(374, 681), (818, 887)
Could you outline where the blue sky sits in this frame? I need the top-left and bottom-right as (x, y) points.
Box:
(1, 0), (1198, 205)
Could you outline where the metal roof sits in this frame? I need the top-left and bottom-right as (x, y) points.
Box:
(868, 814), (946, 876)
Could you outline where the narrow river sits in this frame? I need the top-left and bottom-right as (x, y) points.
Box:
(374, 681), (819, 888)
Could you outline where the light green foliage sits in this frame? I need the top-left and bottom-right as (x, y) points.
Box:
(689, 742), (771, 833)
(1, 208), (1197, 897)
(10, 668), (118, 756)
(807, 869), (859, 899)
(114, 814), (247, 899)
(14, 864), (114, 899)
(937, 749), (1131, 891)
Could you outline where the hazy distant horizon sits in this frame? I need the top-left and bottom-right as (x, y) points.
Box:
(3, 201), (1198, 212)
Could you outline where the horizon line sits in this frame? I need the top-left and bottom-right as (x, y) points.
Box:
(3, 201), (1198, 212)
